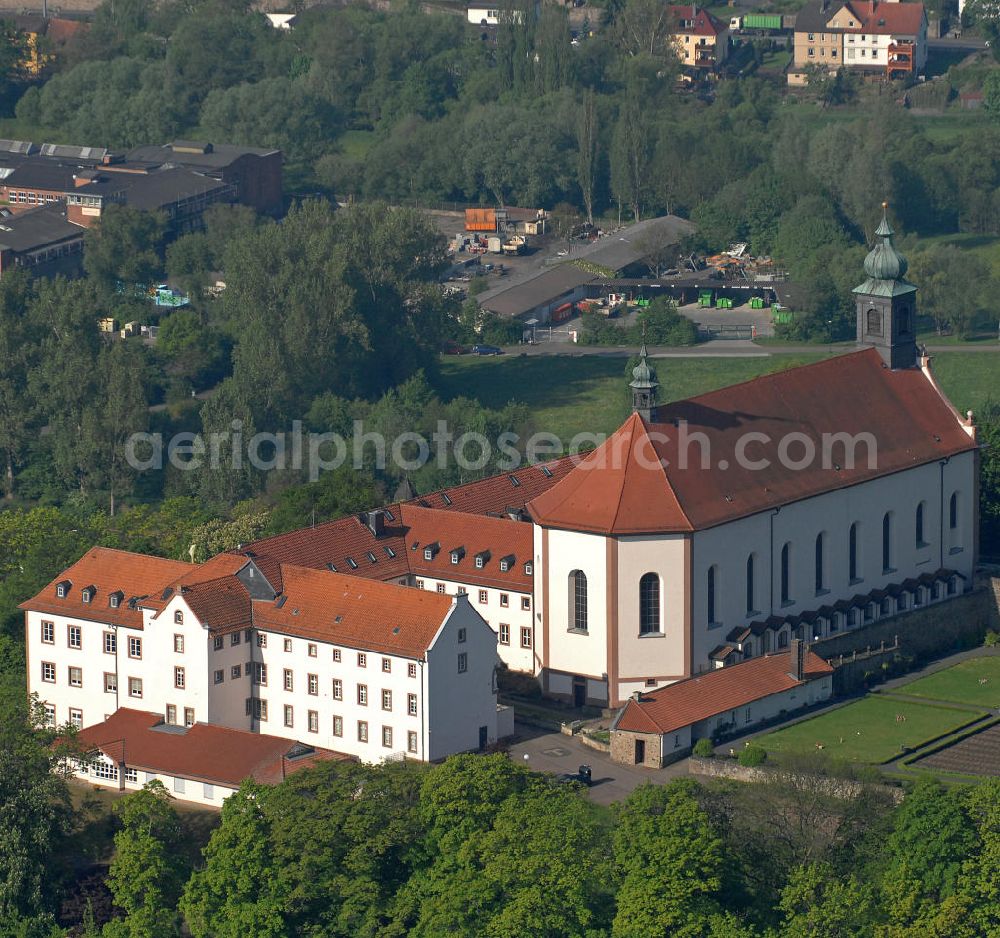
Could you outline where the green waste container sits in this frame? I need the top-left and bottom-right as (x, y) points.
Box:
(698, 290), (713, 307)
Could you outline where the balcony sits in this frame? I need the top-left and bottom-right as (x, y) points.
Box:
(886, 41), (915, 78)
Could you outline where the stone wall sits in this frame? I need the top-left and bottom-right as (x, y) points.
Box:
(610, 728), (663, 768)
(688, 756), (904, 803)
(813, 583), (996, 666)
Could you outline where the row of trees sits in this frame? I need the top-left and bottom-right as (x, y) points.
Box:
(6, 726), (1000, 938)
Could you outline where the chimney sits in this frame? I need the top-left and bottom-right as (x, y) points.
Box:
(631, 690), (643, 702)
(788, 638), (805, 681)
(364, 509), (385, 538)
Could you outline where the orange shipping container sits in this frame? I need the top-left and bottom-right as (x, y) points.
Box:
(465, 208), (497, 232)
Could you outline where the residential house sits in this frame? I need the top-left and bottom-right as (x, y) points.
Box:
(667, 5), (730, 70)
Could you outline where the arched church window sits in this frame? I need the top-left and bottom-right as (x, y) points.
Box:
(639, 573), (660, 634)
(569, 570), (587, 632)
(866, 308), (882, 336)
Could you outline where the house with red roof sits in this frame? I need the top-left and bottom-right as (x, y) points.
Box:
(667, 5), (730, 70)
(791, 0), (927, 83)
(610, 640), (834, 767)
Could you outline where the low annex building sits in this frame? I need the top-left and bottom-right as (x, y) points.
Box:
(610, 640), (834, 767)
(70, 708), (352, 806)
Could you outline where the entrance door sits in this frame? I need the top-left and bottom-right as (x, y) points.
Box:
(478, 725), (488, 750)
(634, 739), (646, 764)
(573, 677), (586, 709)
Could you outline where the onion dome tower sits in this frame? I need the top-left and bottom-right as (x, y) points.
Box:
(852, 203), (918, 369)
(629, 338), (658, 422)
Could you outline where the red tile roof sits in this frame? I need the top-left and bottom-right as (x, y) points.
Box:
(254, 564), (458, 658)
(45, 17), (85, 45)
(74, 709), (351, 788)
(667, 4), (727, 36)
(400, 505), (533, 590)
(846, 0), (925, 34)
(529, 350), (976, 535)
(19, 547), (194, 631)
(615, 650), (833, 734)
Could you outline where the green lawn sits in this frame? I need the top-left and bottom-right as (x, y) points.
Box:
(756, 695), (982, 764)
(897, 658), (1000, 709)
(436, 349), (996, 440)
(436, 353), (826, 440)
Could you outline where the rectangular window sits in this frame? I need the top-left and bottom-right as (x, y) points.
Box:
(500, 594), (509, 608)
(41, 661), (55, 683)
(174, 634), (184, 654)
(214, 669), (224, 685)
(308, 710), (318, 733)
(521, 597), (531, 611)
(358, 653), (366, 668)
(358, 720), (368, 743)
(408, 693), (418, 716)
(231, 665), (241, 680)
(332, 648), (341, 662)
(230, 632), (241, 646)
(332, 715), (343, 737)
(499, 623), (510, 645)
(284, 704), (294, 727)
(458, 628), (466, 644)
(332, 678), (343, 700)
(382, 689), (392, 711)
(244, 629), (252, 644)
(358, 684), (368, 705)
(43, 704), (55, 725)
(129, 636), (142, 659)
(520, 627), (532, 649)
(67, 625), (81, 649)
(457, 653), (467, 674)
(174, 666), (185, 689)
(284, 638), (292, 653)
(174, 777), (185, 794)
(184, 707), (195, 727)
(245, 662), (252, 676)
(166, 704), (177, 724)
(382, 726), (393, 748)
(407, 731), (418, 753)
(408, 663), (417, 679)
(69, 666), (82, 687)
(104, 672), (117, 694)
(257, 633), (267, 648)
(69, 708), (82, 728)
(284, 669), (293, 691)
(382, 657), (391, 673)
(308, 643), (317, 657)
(124, 768), (138, 784)
(308, 673), (318, 695)
(93, 761), (118, 781)
(41, 621), (54, 644)
(129, 677), (142, 698)
(436, 583), (446, 594)
(214, 635), (223, 651)
(203, 783), (214, 800)
(415, 580), (424, 590)
(254, 663), (267, 686)
(478, 589), (488, 604)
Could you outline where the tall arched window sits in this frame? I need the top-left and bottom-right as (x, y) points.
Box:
(949, 492), (959, 531)
(849, 522), (859, 582)
(915, 502), (926, 547)
(780, 543), (791, 605)
(569, 570), (587, 632)
(746, 554), (756, 615)
(815, 532), (826, 594)
(707, 566), (719, 624)
(882, 512), (893, 572)
(639, 573), (660, 635)
(866, 308), (882, 336)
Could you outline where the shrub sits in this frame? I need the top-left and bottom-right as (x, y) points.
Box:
(738, 743), (767, 767)
(692, 737), (715, 758)
(985, 630), (1000, 648)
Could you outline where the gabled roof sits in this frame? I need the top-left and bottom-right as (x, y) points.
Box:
(19, 547), (193, 630)
(530, 349), (976, 534)
(615, 650), (833, 735)
(254, 564), (459, 658)
(74, 709), (351, 788)
(667, 4), (727, 36)
(846, 0), (925, 34)
(142, 553), (249, 613)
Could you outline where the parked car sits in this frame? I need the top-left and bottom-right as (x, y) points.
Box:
(472, 344), (504, 356)
(443, 340), (470, 355)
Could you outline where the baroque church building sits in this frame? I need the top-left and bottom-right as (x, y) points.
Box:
(23, 209), (979, 784)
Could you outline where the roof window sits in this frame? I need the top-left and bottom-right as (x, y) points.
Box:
(346, 557), (358, 569)
(441, 493), (453, 506)
(509, 475), (521, 488)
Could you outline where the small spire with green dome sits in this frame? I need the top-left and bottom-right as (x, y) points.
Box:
(629, 329), (658, 421)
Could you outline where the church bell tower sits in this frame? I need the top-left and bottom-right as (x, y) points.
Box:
(852, 203), (917, 370)
(629, 341), (658, 422)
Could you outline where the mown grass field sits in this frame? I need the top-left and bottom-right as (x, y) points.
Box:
(436, 349), (998, 440)
(898, 657), (1000, 710)
(757, 695), (982, 764)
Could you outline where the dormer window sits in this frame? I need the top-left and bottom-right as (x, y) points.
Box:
(174, 610), (183, 624)
(499, 555), (514, 573)
(476, 556), (484, 569)
(56, 580), (70, 599)
(524, 562), (533, 575)
(81, 586), (95, 604)
(109, 591), (123, 609)
(423, 542), (440, 561)
(450, 547), (465, 565)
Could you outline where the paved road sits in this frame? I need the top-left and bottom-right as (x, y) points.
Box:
(508, 722), (689, 804)
(928, 36), (989, 52)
